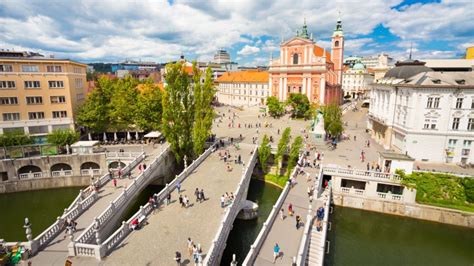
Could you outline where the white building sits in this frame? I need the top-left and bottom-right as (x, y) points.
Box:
(213, 49), (231, 64)
(216, 70), (270, 106)
(342, 61), (374, 99)
(368, 59), (474, 165)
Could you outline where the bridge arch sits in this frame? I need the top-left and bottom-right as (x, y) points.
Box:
(80, 162), (100, 170)
(50, 163), (72, 172)
(18, 165), (42, 175)
(108, 161), (126, 169)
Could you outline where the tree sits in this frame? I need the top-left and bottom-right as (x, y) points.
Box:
(275, 127), (291, 174)
(322, 102), (344, 137)
(286, 136), (303, 176)
(76, 77), (113, 133)
(258, 135), (271, 173)
(287, 93), (310, 118)
(162, 62), (195, 163)
(135, 79), (163, 131)
(0, 131), (34, 147)
(192, 65), (216, 156)
(47, 129), (79, 147)
(266, 96), (284, 118)
(108, 76), (139, 132)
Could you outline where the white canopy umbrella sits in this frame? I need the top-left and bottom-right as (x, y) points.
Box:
(127, 131), (132, 140)
(88, 133), (92, 141)
(114, 132), (118, 141)
(135, 131), (139, 140)
(103, 132), (107, 142)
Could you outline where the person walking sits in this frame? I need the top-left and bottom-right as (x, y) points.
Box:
(200, 189), (205, 202)
(187, 237), (193, 256)
(184, 195), (189, 208)
(143, 163), (147, 170)
(179, 194), (184, 208)
(280, 208), (284, 220)
(288, 203), (293, 216)
(166, 193), (171, 205)
(113, 178), (117, 188)
(220, 195), (225, 208)
(296, 215), (301, 229)
(273, 243), (280, 263)
(194, 188), (200, 202)
(177, 181), (181, 193)
(174, 251), (182, 265)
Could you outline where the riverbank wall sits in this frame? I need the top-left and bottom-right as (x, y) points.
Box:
(0, 176), (90, 193)
(332, 193), (474, 228)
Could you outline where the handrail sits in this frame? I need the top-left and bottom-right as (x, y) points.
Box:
(322, 166), (401, 181)
(204, 145), (258, 266)
(243, 153), (304, 266)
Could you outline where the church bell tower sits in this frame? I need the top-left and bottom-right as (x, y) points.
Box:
(331, 15), (344, 85)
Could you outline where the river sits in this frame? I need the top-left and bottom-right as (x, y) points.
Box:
(325, 206), (474, 266)
(0, 187), (82, 241)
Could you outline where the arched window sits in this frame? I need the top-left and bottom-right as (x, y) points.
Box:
(293, 53), (298, 65)
(335, 40), (339, 47)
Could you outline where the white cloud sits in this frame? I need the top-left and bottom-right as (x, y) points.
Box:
(237, 45), (261, 56)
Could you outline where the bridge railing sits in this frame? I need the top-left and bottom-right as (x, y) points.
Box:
(72, 143), (215, 260)
(322, 166), (401, 182)
(105, 151), (143, 159)
(204, 145), (258, 266)
(243, 154), (304, 265)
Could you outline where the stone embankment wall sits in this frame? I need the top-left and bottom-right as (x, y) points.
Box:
(333, 193), (474, 228)
(0, 176), (90, 193)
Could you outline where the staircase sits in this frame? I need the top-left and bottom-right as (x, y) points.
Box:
(305, 188), (330, 266)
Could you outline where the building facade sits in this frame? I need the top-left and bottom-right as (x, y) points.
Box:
(0, 51), (86, 140)
(216, 70), (269, 106)
(213, 49), (231, 64)
(342, 61), (374, 99)
(268, 19), (344, 105)
(368, 60), (474, 165)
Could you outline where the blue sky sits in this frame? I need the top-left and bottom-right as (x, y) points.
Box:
(0, 0), (472, 66)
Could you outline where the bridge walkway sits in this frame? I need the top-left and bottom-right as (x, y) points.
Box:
(90, 144), (254, 265)
(27, 144), (167, 266)
(253, 162), (322, 265)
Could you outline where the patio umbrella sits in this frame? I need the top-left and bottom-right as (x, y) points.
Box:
(114, 132), (118, 141)
(127, 131), (132, 141)
(135, 131), (139, 140)
(88, 133), (92, 141)
(103, 132), (107, 142)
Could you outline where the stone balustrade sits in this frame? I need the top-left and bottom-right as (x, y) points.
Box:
(322, 166), (402, 182)
(204, 146), (258, 265)
(105, 152), (143, 159)
(51, 170), (74, 177)
(243, 154), (304, 266)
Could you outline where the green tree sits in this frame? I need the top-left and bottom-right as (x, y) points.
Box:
(162, 62), (195, 163)
(258, 135), (271, 173)
(76, 77), (113, 133)
(322, 102), (344, 137)
(192, 65), (216, 156)
(266, 96), (284, 118)
(108, 76), (139, 132)
(287, 93), (310, 118)
(275, 127), (291, 174)
(135, 80), (163, 131)
(47, 129), (79, 147)
(0, 131), (34, 147)
(286, 136), (303, 176)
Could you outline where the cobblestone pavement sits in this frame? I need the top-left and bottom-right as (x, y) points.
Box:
(24, 144), (167, 266)
(101, 144), (253, 266)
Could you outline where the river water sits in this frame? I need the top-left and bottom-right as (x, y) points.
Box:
(325, 206), (474, 266)
(0, 187), (82, 241)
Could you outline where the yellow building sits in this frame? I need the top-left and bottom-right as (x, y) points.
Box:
(0, 50), (87, 139)
(466, 46), (474, 59)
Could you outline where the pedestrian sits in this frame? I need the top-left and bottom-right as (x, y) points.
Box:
(118, 168), (122, 179)
(296, 215), (301, 229)
(196, 246), (203, 265)
(200, 189), (205, 202)
(277, 128), (280, 135)
(174, 251), (182, 265)
(143, 163), (147, 170)
(166, 193), (171, 205)
(354, 135), (357, 141)
(192, 244), (198, 262)
(179, 194), (184, 208)
(307, 186), (311, 197)
(187, 237), (193, 256)
(177, 181), (181, 193)
(113, 178), (117, 188)
(280, 208), (284, 220)
(238, 154), (241, 164)
(184, 195), (189, 208)
(273, 243), (280, 263)
(220, 195), (225, 208)
(367, 162), (370, 171)
(288, 203), (293, 216)
(195, 188), (200, 202)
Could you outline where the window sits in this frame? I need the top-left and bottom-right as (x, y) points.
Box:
(28, 126), (49, 134)
(50, 96), (66, 103)
(426, 97), (433, 108)
(0, 81), (16, 89)
(293, 53), (298, 65)
(26, 96), (43, 105)
(74, 78), (83, 89)
(423, 123), (429, 129)
(462, 149), (470, 156)
(452, 118), (460, 130)
(52, 111), (67, 118)
(456, 98), (463, 109)
(24, 81), (41, 89)
(463, 140), (472, 147)
(21, 65), (39, 72)
(335, 40), (339, 47)
(2, 113), (20, 121)
(0, 97), (18, 105)
(0, 65), (13, 72)
(46, 65), (62, 72)
(468, 118), (474, 131)
(28, 112), (45, 120)
(448, 139), (457, 147)
(73, 67), (82, 73)
(433, 98), (440, 108)
(48, 81), (64, 88)
(431, 124), (436, 129)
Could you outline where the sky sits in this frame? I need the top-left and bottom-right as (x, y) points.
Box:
(0, 0), (473, 66)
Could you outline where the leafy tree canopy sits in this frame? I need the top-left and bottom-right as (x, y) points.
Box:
(286, 93), (310, 118)
(0, 131), (34, 147)
(258, 135), (271, 173)
(47, 129), (80, 147)
(267, 96), (284, 118)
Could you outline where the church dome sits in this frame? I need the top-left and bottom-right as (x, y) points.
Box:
(352, 62), (366, 70)
(384, 60), (433, 79)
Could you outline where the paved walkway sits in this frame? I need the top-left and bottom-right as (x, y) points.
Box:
(25, 144), (167, 266)
(91, 144), (254, 265)
(254, 159), (322, 265)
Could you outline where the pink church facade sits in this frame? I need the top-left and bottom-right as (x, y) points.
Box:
(269, 18), (344, 105)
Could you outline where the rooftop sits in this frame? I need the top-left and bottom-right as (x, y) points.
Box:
(379, 151), (415, 161)
(217, 70), (269, 83)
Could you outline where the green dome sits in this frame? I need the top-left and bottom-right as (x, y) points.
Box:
(352, 62), (366, 70)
